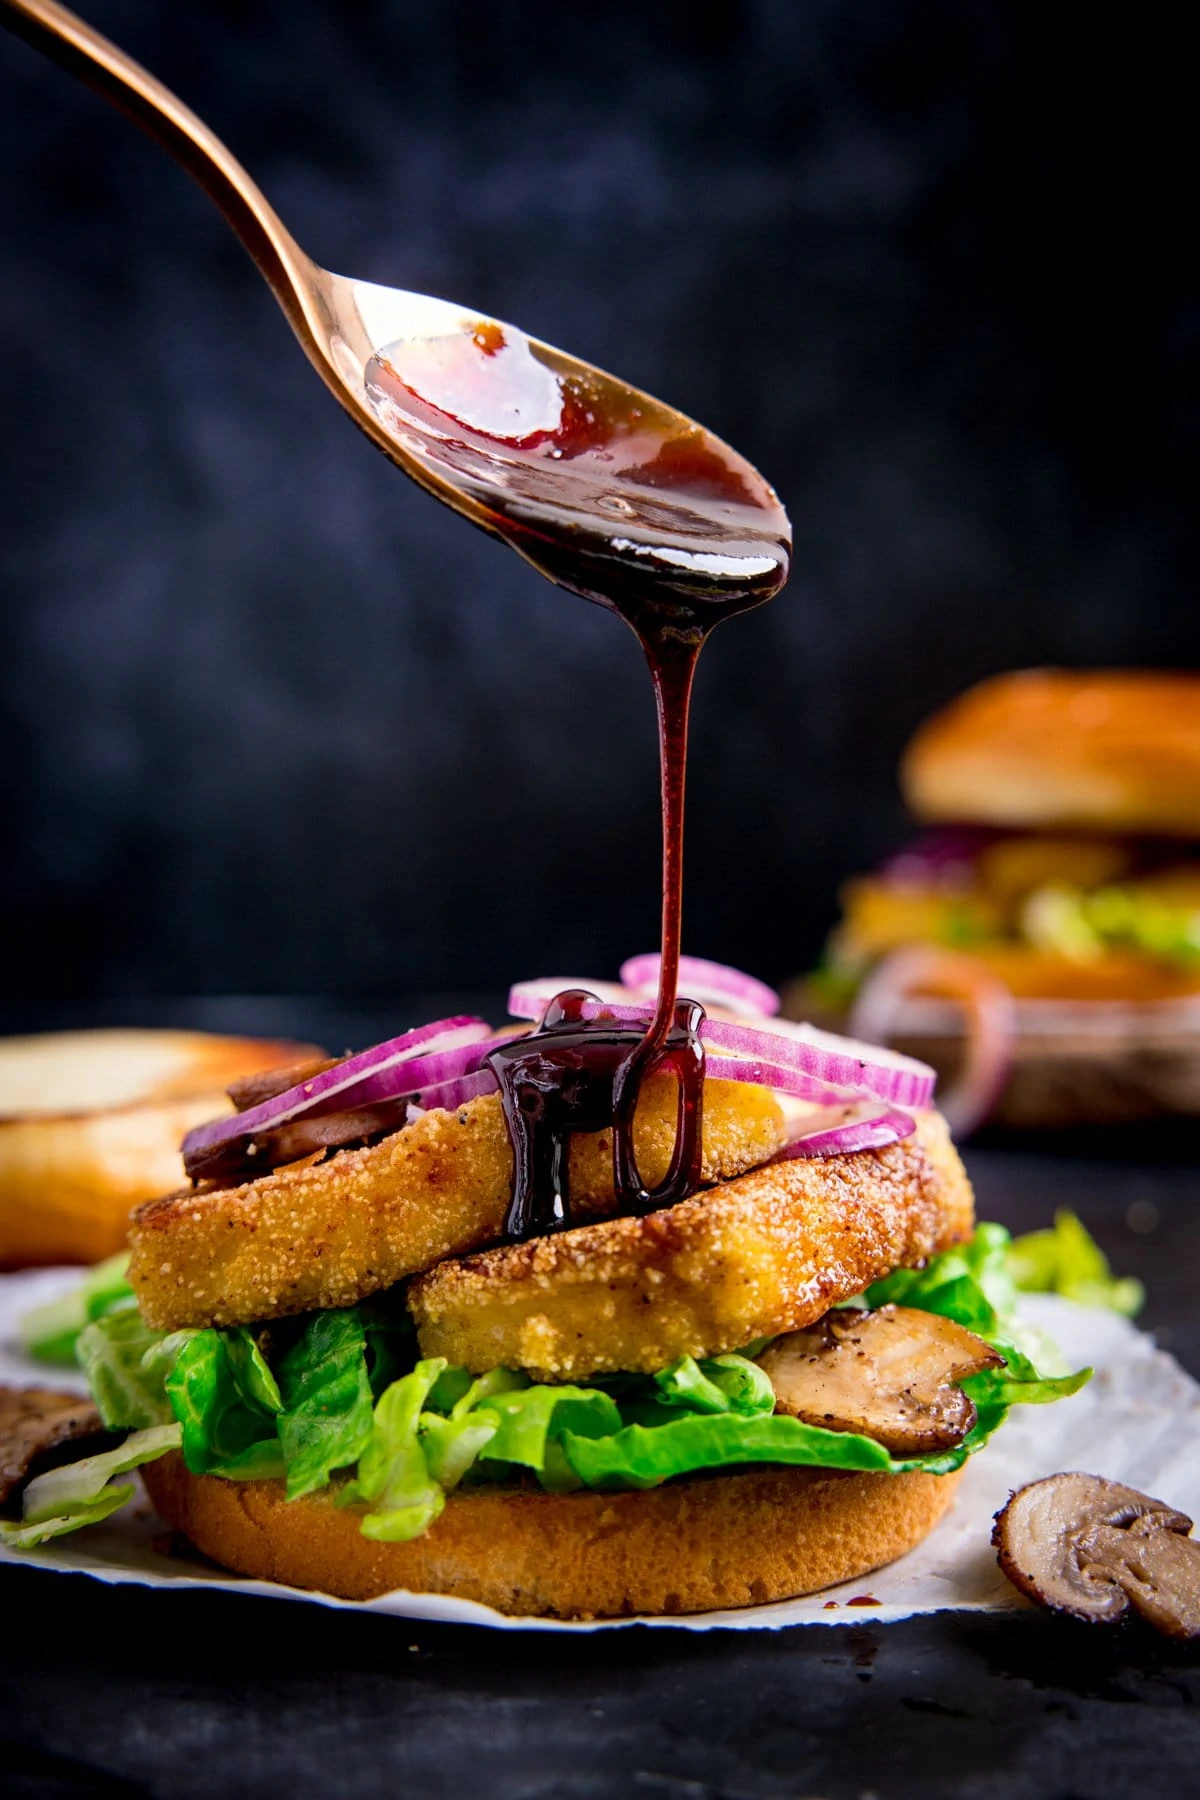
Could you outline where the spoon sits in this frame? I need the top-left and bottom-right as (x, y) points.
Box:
(2, 0), (791, 614)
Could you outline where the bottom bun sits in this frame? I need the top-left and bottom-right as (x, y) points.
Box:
(143, 1452), (963, 1619)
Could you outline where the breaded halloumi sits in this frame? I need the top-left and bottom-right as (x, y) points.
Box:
(407, 1109), (973, 1378)
(128, 1076), (785, 1331)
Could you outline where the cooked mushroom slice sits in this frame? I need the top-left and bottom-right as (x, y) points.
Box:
(994, 1472), (1200, 1636)
(1081, 1519), (1200, 1640)
(756, 1304), (1004, 1456)
(0, 1385), (108, 1510)
(185, 1096), (416, 1183)
(226, 1055), (341, 1112)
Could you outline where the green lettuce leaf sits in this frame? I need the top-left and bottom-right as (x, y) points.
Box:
(1008, 1209), (1144, 1316)
(225, 1327), (283, 1413)
(562, 1411), (915, 1490)
(476, 1385), (621, 1477)
(76, 1307), (181, 1430)
(446, 1368), (528, 1417)
(653, 1354), (776, 1417)
(166, 1331), (283, 1480)
(340, 1360), (447, 1541)
(18, 1253), (134, 1366)
(865, 1220), (1017, 1324)
(419, 1412), (499, 1489)
(275, 1309), (375, 1500)
(562, 1367), (1090, 1492)
(0, 1423), (182, 1549)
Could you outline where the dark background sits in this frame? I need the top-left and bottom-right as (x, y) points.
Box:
(1, 1), (1196, 1008)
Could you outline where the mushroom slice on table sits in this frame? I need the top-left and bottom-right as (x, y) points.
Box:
(994, 1472), (1200, 1638)
(756, 1303), (1004, 1456)
(0, 1385), (108, 1510)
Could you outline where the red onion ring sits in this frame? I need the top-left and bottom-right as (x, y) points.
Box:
(406, 1067), (499, 1113)
(849, 946), (1016, 1139)
(507, 981), (936, 1108)
(704, 1055), (870, 1108)
(179, 961), (940, 1182)
(181, 1017), (494, 1166)
(768, 1100), (917, 1160)
(619, 953), (780, 1018)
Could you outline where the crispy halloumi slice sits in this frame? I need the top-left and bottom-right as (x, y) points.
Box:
(128, 1076), (785, 1331)
(408, 1110), (973, 1378)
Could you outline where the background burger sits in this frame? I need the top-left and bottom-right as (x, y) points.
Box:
(1, 967), (1085, 1619)
(794, 670), (1200, 1132)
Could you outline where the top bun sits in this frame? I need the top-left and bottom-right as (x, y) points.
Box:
(902, 670), (1200, 836)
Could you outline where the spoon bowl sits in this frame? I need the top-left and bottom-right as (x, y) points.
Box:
(3, 0), (790, 615)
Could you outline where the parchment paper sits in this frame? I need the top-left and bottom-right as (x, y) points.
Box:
(2, 1267), (1196, 1631)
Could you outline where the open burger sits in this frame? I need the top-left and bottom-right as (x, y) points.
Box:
(1, 959), (1086, 1619)
(796, 669), (1200, 1131)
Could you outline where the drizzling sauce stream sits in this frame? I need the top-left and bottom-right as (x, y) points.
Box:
(365, 318), (791, 1238)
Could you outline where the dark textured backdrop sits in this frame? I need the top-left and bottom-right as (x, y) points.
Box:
(1, 1), (1195, 1004)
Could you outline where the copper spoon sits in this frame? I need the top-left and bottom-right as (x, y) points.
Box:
(2, 0), (790, 606)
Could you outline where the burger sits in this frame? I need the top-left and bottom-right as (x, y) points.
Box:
(0, 1029), (324, 1267)
(1, 958), (1085, 1619)
(796, 669), (1200, 1130)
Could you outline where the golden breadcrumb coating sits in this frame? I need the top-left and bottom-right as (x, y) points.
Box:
(128, 1077), (785, 1331)
(408, 1109), (973, 1378)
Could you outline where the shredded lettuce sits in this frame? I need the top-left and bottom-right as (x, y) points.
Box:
(0, 1424), (182, 1549)
(339, 1360), (448, 1541)
(1008, 1209), (1144, 1317)
(19, 1253), (135, 1366)
(166, 1331), (284, 1481)
(226, 1327), (283, 1414)
(655, 1353), (776, 1417)
(76, 1307), (183, 1430)
(276, 1309), (376, 1499)
(420, 1411), (499, 1489)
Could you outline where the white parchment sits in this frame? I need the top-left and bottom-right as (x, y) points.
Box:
(2, 1267), (1197, 1632)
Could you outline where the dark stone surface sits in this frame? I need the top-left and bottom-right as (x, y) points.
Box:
(4, 1566), (1200, 1800)
(2, 2), (1198, 1001)
(2, 997), (1200, 1796)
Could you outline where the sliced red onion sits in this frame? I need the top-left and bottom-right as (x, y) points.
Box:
(740, 1015), (936, 1106)
(768, 1100), (917, 1160)
(407, 1067), (499, 1113)
(849, 946), (1016, 1140)
(181, 1016), (493, 1166)
(325, 1031), (523, 1113)
(704, 1055), (868, 1108)
(619, 953), (780, 1018)
(507, 982), (936, 1108)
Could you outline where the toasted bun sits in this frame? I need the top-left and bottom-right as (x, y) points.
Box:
(902, 670), (1200, 835)
(0, 1030), (322, 1268)
(143, 1451), (962, 1619)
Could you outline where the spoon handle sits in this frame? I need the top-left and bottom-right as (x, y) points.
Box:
(1, 0), (318, 340)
